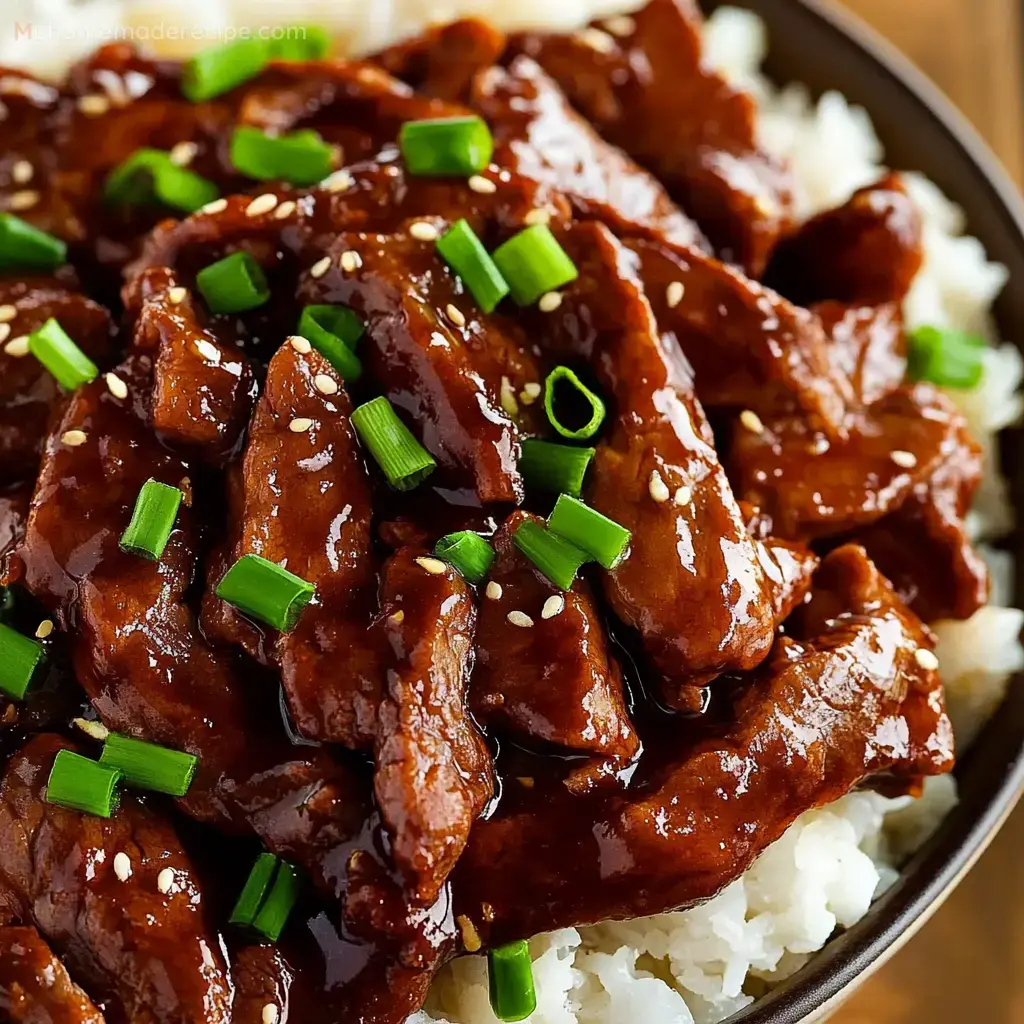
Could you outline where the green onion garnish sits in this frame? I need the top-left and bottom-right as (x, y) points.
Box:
(492, 225), (578, 307)
(519, 439), (595, 497)
(436, 219), (510, 314)
(27, 318), (98, 391)
(216, 554), (316, 633)
(0, 213), (66, 272)
(268, 26), (330, 61)
(119, 479), (183, 562)
(907, 325), (987, 390)
(181, 38), (270, 102)
(513, 519), (590, 592)
(488, 940), (537, 1023)
(434, 531), (495, 584)
(399, 116), (494, 177)
(230, 853), (280, 927)
(104, 149), (220, 214)
(543, 366), (606, 441)
(230, 127), (334, 187)
(0, 622), (43, 701)
(297, 305), (364, 380)
(45, 750), (121, 818)
(350, 396), (437, 491)
(99, 733), (198, 797)
(253, 860), (300, 942)
(548, 494), (631, 570)
(196, 252), (270, 314)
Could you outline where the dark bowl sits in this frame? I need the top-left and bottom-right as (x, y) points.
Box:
(699, 0), (1024, 1020)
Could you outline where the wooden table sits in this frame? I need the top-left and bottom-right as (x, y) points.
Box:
(831, 3), (1023, 1021)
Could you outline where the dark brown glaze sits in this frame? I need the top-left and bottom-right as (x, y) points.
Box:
(375, 548), (494, 905)
(471, 56), (709, 250)
(513, 0), (794, 274)
(766, 173), (924, 306)
(758, 536), (820, 622)
(0, 926), (105, 1024)
(817, 300), (907, 407)
(0, 487), (29, 562)
(472, 511), (638, 759)
(231, 946), (294, 1024)
(0, 735), (232, 1023)
(453, 546), (953, 944)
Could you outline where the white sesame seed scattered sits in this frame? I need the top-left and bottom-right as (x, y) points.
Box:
(538, 291), (563, 313)
(485, 581), (503, 601)
(0, 324), (8, 345)
(524, 207), (552, 227)
(339, 250), (363, 273)
(740, 409), (764, 435)
(167, 286), (187, 305)
(499, 375), (519, 418)
(313, 373), (339, 396)
(520, 381), (542, 405)
(468, 174), (497, 194)
(8, 190), (40, 211)
(35, 619), (54, 639)
(541, 595), (565, 620)
(602, 14), (636, 36)
(61, 429), (88, 447)
(72, 717), (109, 742)
(245, 193), (279, 218)
(0, 304), (17, 323)
(575, 26), (617, 53)
(914, 647), (940, 671)
(168, 141), (198, 167)
(4, 335), (29, 357)
(157, 868), (175, 894)
(457, 914), (483, 953)
(105, 373), (128, 400)
(409, 220), (439, 242)
(674, 485), (692, 506)
(648, 469), (670, 503)
(77, 94), (110, 117)
(890, 449), (917, 469)
(195, 339), (221, 362)
(289, 335), (312, 354)
(11, 159), (33, 184)
(666, 281), (685, 308)
(289, 417), (314, 433)
(310, 256), (332, 279)
(507, 610), (534, 628)
(262, 1005), (280, 1024)
(268, 202), (294, 224)
(389, 609), (405, 625)
(446, 303), (466, 327)
(113, 852), (132, 882)
(322, 170), (354, 192)
(200, 197), (228, 215)
(415, 556), (448, 576)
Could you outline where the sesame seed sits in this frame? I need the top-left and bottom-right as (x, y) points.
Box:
(8, 190), (40, 211)
(457, 914), (482, 953)
(339, 250), (362, 273)
(409, 221), (439, 242)
(468, 174), (497, 194)
(576, 27), (617, 53)
(0, 324), (8, 344)
(524, 207), (552, 227)
(195, 339), (220, 362)
(520, 381), (542, 405)
(274, 200), (297, 220)
(113, 852), (132, 882)
(322, 169), (354, 192)
(538, 291), (563, 313)
(289, 335), (312, 354)
(245, 193), (279, 217)
(289, 417), (314, 433)
(666, 281), (685, 308)
(507, 610), (534, 628)
(105, 373), (128, 400)
(914, 647), (940, 671)
(517, 776), (535, 788)
(72, 717), (109, 742)
(310, 256), (332, 279)
(0, 304), (16, 322)
(167, 286), (187, 305)
(77, 94), (110, 116)
(4, 335), (29, 357)
(485, 581), (503, 600)
(262, 1005), (280, 1024)
(11, 159), (33, 184)
(603, 14), (636, 36)
(61, 429), (88, 447)
(329, 144), (344, 167)
(446, 303), (466, 327)
(648, 470), (670, 503)
(35, 619), (54, 639)
(389, 609), (405, 625)
(890, 449), (917, 469)
(168, 141), (198, 167)
(314, 373), (339, 396)
(157, 868), (175, 894)
(200, 197), (228, 215)
(415, 556), (448, 575)
(740, 409), (764, 435)
(541, 595), (565, 620)
(674, 485), (692, 506)
(500, 375), (519, 418)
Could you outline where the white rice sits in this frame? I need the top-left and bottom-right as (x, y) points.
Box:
(4, 3), (1021, 1021)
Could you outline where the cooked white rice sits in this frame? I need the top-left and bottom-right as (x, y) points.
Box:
(4, 3), (1021, 1022)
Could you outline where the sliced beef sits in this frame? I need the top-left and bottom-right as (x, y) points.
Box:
(817, 300), (906, 408)
(472, 511), (638, 759)
(757, 536), (820, 622)
(231, 946), (294, 1024)
(1, 487), (29, 562)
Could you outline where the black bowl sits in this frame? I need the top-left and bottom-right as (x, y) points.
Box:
(699, 1), (1024, 1020)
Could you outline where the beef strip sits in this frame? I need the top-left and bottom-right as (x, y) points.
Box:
(0, 926), (105, 1024)
(1, 487), (29, 562)
(0, 735), (232, 1023)
(231, 946), (294, 1024)
(471, 511), (638, 759)
(452, 545), (953, 944)
(513, 0), (794, 274)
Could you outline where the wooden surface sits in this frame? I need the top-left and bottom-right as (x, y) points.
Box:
(830, 2), (1023, 1022)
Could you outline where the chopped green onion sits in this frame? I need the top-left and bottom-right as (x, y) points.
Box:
(513, 519), (590, 591)
(253, 860), (301, 942)
(181, 38), (270, 102)
(519, 439), (595, 497)
(907, 325), (987, 390)
(27, 318), (98, 391)
(488, 940), (537, 1022)
(399, 116), (494, 177)
(268, 26), (331, 61)
(0, 622), (43, 701)
(0, 213), (66, 272)
(45, 750), (120, 818)
(543, 366), (606, 441)
(230, 127), (334, 187)
(434, 531), (495, 584)
(196, 252), (270, 314)
(119, 479), (183, 561)
(99, 733), (198, 797)
(492, 225), (578, 306)
(436, 219), (510, 314)
(350, 396), (436, 491)
(297, 305), (364, 380)
(548, 494), (630, 570)
(104, 149), (220, 214)
(230, 853), (280, 926)
(216, 554), (316, 632)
